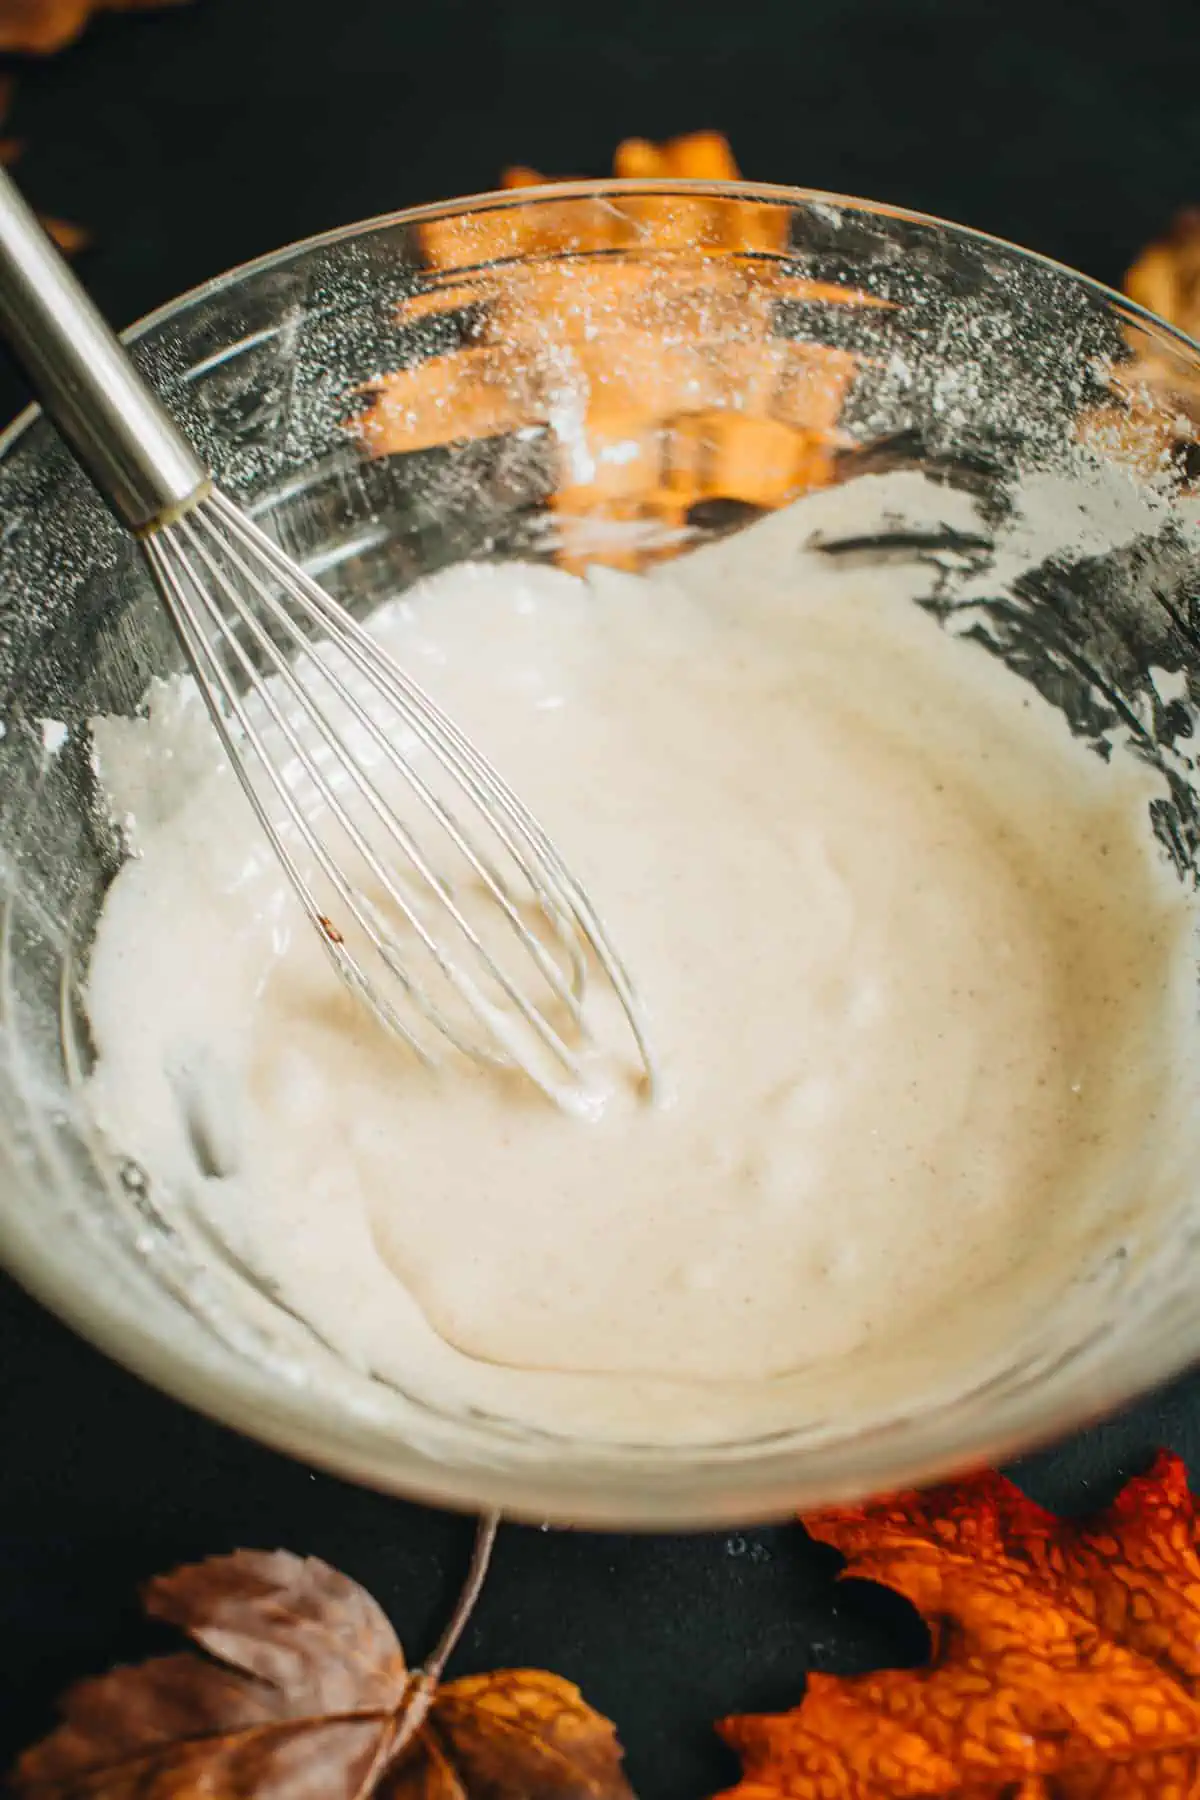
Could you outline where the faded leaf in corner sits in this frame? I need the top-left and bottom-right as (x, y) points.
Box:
(0, 0), (185, 54)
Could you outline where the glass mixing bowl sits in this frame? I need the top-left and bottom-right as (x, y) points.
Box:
(1, 181), (1199, 1526)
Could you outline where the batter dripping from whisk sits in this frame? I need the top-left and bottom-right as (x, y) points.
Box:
(83, 481), (1200, 1444)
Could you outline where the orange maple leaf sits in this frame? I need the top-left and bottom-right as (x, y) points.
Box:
(719, 1450), (1200, 1799)
(360, 134), (882, 572)
(0, 0), (185, 55)
(1125, 208), (1200, 346)
(1073, 210), (1200, 480)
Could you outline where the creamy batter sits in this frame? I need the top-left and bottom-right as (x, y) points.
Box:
(82, 481), (1200, 1444)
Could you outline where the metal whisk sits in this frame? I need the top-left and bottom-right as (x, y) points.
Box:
(0, 167), (654, 1100)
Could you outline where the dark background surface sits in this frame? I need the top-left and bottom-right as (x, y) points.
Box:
(1, 0), (1199, 1792)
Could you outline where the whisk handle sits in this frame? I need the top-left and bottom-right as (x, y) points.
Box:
(0, 164), (209, 534)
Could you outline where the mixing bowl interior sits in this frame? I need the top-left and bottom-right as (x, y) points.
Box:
(1, 182), (1199, 1524)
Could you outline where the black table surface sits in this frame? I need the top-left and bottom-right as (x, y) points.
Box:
(2, 1), (1199, 1791)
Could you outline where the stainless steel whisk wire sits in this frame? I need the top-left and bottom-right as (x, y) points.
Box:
(0, 164), (655, 1097)
(144, 492), (644, 1082)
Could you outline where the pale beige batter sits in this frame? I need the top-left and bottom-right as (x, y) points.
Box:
(83, 483), (1200, 1444)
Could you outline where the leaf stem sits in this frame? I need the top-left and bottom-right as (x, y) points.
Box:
(423, 1510), (501, 1684)
(379, 1511), (502, 1776)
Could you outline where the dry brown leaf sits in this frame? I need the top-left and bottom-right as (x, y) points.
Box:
(719, 1450), (1200, 1799)
(0, 0), (184, 54)
(11, 1548), (633, 1800)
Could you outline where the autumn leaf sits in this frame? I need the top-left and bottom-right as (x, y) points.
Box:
(1073, 209), (1200, 478)
(1126, 208), (1200, 344)
(11, 1544), (634, 1800)
(361, 133), (880, 571)
(0, 0), (185, 55)
(718, 1449), (1200, 1799)
(1117, 210), (1200, 450)
(0, 0), (182, 244)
